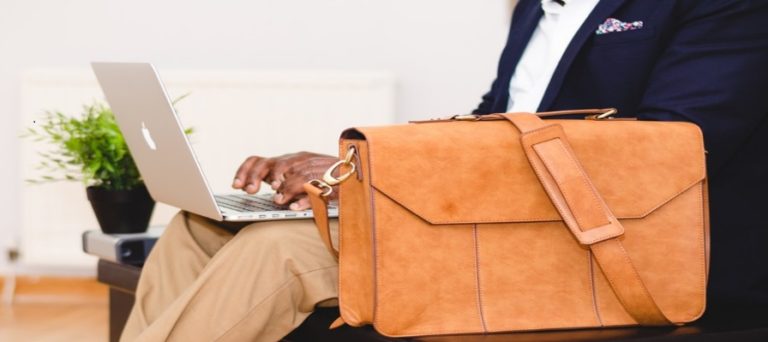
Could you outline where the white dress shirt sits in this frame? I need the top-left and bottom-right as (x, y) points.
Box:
(507, 0), (600, 112)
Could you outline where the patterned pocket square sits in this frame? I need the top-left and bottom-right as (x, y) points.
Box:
(595, 18), (643, 35)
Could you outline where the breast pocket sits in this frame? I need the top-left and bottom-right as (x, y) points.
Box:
(592, 27), (657, 46)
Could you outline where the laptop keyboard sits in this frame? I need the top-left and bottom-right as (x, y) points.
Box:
(214, 193), (287, 213)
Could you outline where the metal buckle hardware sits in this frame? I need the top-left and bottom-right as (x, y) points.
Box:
(451, 114), (481, 121)
(308, 146), (358, 197)
(586, 108), (618, 120)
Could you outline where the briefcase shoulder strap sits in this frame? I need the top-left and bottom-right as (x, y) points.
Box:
(305, 183), (339, 260)
(502, 113), (672, 326)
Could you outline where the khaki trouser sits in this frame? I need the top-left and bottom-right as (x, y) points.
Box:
(120, 211), (339, 342)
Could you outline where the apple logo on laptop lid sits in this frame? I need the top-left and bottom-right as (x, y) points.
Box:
(141, 122), (157, 150)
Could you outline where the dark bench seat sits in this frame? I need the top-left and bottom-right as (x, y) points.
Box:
(97, 260), (768, 342)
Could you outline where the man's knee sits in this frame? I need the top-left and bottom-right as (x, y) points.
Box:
(233, 220), (314, 249)
(151, 211), (235, 259)
(148, 211), (190, 252)
(228, 220), (333, 267)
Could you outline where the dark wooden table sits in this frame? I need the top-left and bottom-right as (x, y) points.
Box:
(285, 307), (768, 342)
(98, 260), (768, 342)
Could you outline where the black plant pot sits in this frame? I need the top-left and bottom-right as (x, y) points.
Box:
(86, 184), (155, 234)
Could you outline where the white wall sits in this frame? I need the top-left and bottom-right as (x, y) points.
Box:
(18, 69), (397, 274)
(0, 0), (511, 274)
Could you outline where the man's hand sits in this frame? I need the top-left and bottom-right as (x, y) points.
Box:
(232, 152), (337, 210)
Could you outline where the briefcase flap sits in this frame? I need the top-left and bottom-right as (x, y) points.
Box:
(344, 119), (706, 225)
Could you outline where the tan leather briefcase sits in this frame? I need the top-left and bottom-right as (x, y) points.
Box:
(306, 109), (709, 337)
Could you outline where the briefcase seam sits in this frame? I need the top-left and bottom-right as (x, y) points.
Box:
(473, 224), (489, 333)
(369, 179), (705, 225)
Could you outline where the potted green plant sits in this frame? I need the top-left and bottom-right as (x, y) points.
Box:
(23, 101), (189, 234)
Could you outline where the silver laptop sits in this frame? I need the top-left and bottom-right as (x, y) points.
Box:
(91, 62), (338, 222)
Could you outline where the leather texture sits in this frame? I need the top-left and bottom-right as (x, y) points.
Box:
(502, 114), (668, 326)
(305, 184), (339, 259)
(308, 111), (709, 337)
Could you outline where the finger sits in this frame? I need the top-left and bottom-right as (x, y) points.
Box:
(232, 157), (260, 189)
(268, 152), (316, 188)
(245, 159), (274, 194)
(274, 176), (307, 205)
(289, 196), (311, 211)
(268, 162), (291, 190)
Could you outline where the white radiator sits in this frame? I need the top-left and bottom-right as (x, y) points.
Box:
(19, 68), (396, 273)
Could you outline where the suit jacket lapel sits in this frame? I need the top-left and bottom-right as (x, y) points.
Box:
(537, 0), (628, 111)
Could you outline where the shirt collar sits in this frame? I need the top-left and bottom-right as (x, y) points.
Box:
(541, 0), (569, 14)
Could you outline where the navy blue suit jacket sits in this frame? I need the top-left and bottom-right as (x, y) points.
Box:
(474, 0), (768, 315)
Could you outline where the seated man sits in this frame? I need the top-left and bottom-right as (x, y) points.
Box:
(121, 1), (768, 341)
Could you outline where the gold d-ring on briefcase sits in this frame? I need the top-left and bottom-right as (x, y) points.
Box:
(305, 109), (709, 337)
